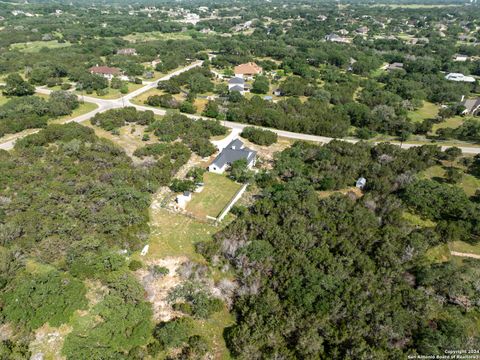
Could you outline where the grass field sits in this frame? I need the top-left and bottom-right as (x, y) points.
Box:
(408, 102), (438, 123)
(10, 40), (71, 53)
(76, 83), (144, 100)
(420, 165), (480, 196)
(0, 94), (8, 106)
(450, 241), (480, 256)
(431, 116), (464, 134)
(187, 173), (243, 218)
(122, 31), (192, 43)
(147, 208), (217, 262)
(130, 88), (164, 105)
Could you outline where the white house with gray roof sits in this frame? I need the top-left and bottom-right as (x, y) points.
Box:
(228, 77), (245, 94)
(208, 139), (256, 174)
(461, 98), (480, 116)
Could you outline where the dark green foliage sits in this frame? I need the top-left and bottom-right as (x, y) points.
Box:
(403, 179), (479, 243)
(90, 107), (154, 131)
(2, 270), (87, 330)
(147, 113), (225, 156)
(251, 76), (269, 94)
(202, 100), (220, 118)
(170, 179), (196, 193)
(274, 140), (438, 192)
(168, 282), (223, 319)
(62, 293), (153, 359)
(2, 73), (35, 97)
(240, 126), (277, 146)
(227, 96), (350, 138)
(128, 260), (143, 271)
(152, 317), (193, 352)
(229, 159), (253, 183)
(179, 101), (197, 114)
(146, 94), (179, 109)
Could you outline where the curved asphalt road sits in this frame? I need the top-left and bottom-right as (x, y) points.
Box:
(1, 61), (479, 154)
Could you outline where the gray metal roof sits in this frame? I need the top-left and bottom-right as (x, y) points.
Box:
(229, 85), (244, 92)
(228, 77), (244, 85)
(211, 139), (256, 168)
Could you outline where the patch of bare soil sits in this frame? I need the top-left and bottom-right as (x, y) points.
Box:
(29, 323), (72, 360)
(135, 257), (188, 322)
(241, 136), (294, 169)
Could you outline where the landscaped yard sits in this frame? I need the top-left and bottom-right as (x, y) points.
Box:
(187, 172), (243, 218)
(130, 88), (164, 105)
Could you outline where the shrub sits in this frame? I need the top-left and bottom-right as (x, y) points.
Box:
(129, 260), (143, 271)
(241, 126), (277, 146)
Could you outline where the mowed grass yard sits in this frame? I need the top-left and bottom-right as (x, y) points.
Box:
(187, 173), (243, 218)
(408, 101), (438, 123)
(10, 40), (72, 53)
(76, 83), (144, 100)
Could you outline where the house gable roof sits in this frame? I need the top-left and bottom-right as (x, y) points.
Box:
(89, 66), (122, 75)
(211, 138), (256, 169)
(228, 77), (245, 85)
(234, 62), (262, 75)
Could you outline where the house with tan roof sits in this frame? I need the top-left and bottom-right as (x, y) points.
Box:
(234, 62), (262, 79)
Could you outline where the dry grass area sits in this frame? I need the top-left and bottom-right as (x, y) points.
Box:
(317, 186), (363, 199)
(239, 136), (294, 167)
(81, 121), (157, 157)
(135, 257), (188, 322)
(29, 323), (72, 360)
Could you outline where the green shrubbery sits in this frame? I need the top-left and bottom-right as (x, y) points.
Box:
(240, 126), (278, 146)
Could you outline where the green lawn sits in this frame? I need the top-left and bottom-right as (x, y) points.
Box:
(147, 208), (217, 262)
(0, 94), (8, 106)
(76, 83), (144, 100)
(10, 40), (71, 53)
(420, 165), (480, 196)
(408, 102), (438, 123)
(450, 241), (480, 256)
(431, 116), (464, 134)
(187, 173), (243, 218)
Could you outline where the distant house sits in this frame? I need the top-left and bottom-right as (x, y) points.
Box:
(445, 73), (476, 83)
(273, 88), (284, 96)
(387, 62), (404, 71)
(234, 62), (262, 79)
(117, 48), (137, 56)
(89, 66), (123, 80)
(228, 77), (245, 94)
(325, 33), (351, 44)
(355, 26), (369, 35)
(356, 177), (367, 189)
(453, 54), (469, 62)
(461, 98), (480, 116)
(208, 139), (256, 174)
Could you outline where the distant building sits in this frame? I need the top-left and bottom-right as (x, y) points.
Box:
(461, 98), (480, 116)
(387, 62), (404, 71)
(176, 191), (192, 209)
(453, 54), (469, 62)
(208, 139), (256, 174)
(325, 33), (351, 44)
(445, 73), (476, 83)
(234, 62), (262, 79)
(356, 177), (367, 189)
(228, 77), (245, 94)
(89, 66), (123, 80)
(117, 48), (137, 56)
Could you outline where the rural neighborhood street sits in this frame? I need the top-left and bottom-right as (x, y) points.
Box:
(1, 61), (480, 154)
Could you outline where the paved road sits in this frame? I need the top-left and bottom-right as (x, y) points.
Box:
(1, 61), (480, 154)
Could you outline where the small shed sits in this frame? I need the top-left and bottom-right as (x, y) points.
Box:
(356, 177), (367, 189)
